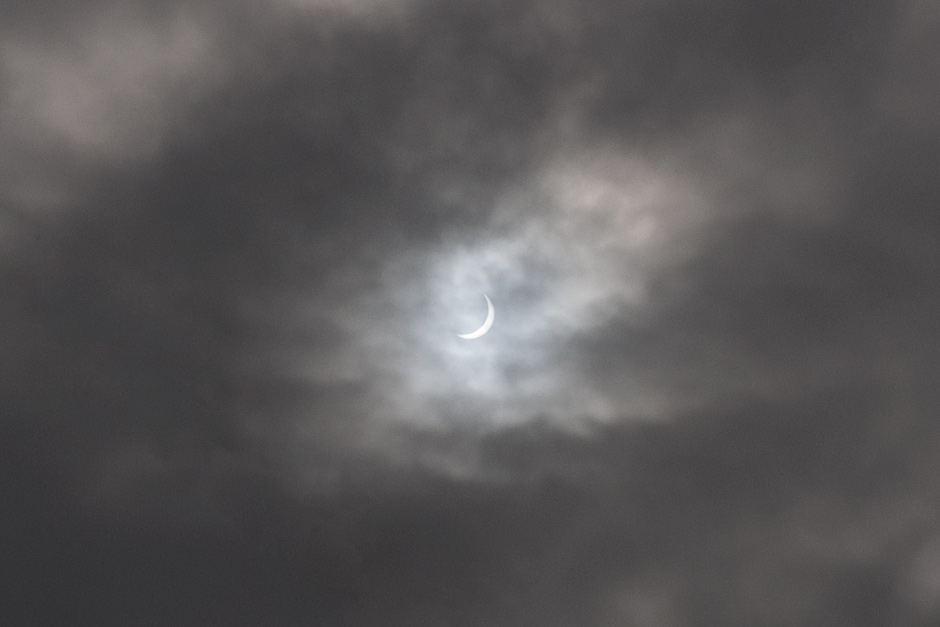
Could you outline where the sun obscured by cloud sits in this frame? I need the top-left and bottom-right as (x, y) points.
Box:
(3, 0), (940, 624)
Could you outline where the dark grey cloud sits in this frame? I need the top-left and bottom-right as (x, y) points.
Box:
(2, 0), (940, 624)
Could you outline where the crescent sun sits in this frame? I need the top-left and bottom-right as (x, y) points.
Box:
(457, 294), (495, 339)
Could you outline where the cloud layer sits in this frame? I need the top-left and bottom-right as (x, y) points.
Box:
(2, 0), (940, 624)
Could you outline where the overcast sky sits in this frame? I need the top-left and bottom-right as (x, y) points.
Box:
(2, 0), (940, 624)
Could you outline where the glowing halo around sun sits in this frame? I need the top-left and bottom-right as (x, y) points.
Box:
(457, 294), (494, 339)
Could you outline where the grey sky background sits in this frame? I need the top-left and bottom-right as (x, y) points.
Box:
(2, 0), (940, 624)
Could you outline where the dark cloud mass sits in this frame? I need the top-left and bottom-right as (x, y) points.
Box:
(3, 0), (940, 624)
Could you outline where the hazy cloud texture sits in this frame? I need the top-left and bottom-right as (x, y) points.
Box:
(3, 0), (940, 624)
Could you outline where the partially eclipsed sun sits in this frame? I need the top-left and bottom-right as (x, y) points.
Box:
(457, 294), (495, 339)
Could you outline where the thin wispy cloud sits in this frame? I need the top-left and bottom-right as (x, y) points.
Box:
(2, 0), (939, 624)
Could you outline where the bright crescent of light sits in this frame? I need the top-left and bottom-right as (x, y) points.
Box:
(457, 294), (495, 339)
